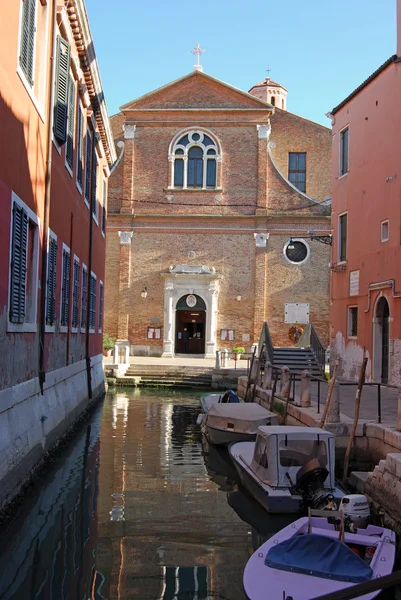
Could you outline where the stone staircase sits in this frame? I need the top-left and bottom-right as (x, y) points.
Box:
(121, 365), (213, 388)
(273, 347), (323, 378)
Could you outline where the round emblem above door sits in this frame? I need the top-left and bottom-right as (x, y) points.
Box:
(186, 294), (197, 307)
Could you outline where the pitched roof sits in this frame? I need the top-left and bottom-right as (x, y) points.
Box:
(331, 55), (398, 114)
(249, 77), (288, 92)
(120, 70), (274, 111)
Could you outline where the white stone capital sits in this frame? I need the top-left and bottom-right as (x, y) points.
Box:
(257, 122), (271, 140)
(123, 124), (136, 140)
(118, 231), (133, 245)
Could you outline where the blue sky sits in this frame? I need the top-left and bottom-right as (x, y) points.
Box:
(85, 0), (396, 127)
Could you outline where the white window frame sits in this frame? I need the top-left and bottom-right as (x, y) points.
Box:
(339, 126), (349, 178)
(347, 305), (358, 338)
(98, 280), (104, 333)
(101, 177), (107, 237)
(60, 242), (71, 333)
(89, 271), (97, 333)
(80, 263), (87, 333)
(64, 71), (76, 177)
(45, 229), (57, 333)
(76, 101), (84, 195)
(338, 212), (348, 264)
(168, 128), (222, 190)
(92, 150), (99, 225)
(283, 238), (311, 266)
(16, 0), (49, 120)
(84, 128), (92, 209)
(71, 254), (80, 333)
(8, 192), (40, 333)
(381, 220), (389, 243)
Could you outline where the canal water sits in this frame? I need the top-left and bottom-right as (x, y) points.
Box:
(0, 388), (277, 600)
(0, 388), (399, 600)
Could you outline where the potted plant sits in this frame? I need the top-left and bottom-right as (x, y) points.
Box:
(103, 333), (115, 357)
(232, 346), (245, 361)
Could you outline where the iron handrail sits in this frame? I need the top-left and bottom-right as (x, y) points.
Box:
(258, 321), (274, 365)
(310, 322), (326, 373)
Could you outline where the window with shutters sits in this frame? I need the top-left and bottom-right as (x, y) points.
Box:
(89, 273), (97, 332)
(91, 152), (98, 222)
(84, 129), (92, 207)
(76, 103), (84, 192)
(19, 0), (37, 85)
(338, 212), (347, 263)
(101, 178), (107, 234)
(169, 129), (221, 189)
(8, 193), (39, 332)
(60, 245), (71, 329)
(45, 232), (57, 328)
(340, 127), (349, 177)
(72, 256), (80, 331)
(17, 0), (49, 109)
(81, 265), (88, 331)
(65, 75), (76, 173)
(98, 281), (104, 332)
(53, 37), (70, 146)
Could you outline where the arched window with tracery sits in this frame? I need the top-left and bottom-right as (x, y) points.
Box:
(170, 130), (221, 189)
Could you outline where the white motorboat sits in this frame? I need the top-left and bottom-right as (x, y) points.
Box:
(243, 503), (396, 600)
(199, 389), (242, 413)
(229, 425), (344, 513)
(201, 403), (279, 446)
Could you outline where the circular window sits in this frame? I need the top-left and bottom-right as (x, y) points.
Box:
(284, 239), (310, 265)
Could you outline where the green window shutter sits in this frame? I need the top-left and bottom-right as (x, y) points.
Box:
(91, 154), (98, 215)
(72, 259), (80, 328)
(46, 237), (57, 325)
(77, 106), (84, 187)
(19, 0), (36, 85)
(10, 203), (28, 323)
(66, 77), (75, 169)
(81, 269), (87, 328)
(89, 275), (96, 329)
(98, 282), (103, 330)
(61, 249), (70, 326)
(84, 131), (92, 202)
(53, 36), (70, 145)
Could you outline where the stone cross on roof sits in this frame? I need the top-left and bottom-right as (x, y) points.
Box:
(191, 43), (205, 72)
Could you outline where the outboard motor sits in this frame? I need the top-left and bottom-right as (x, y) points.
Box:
(293, 458), (336, 510)
(339, 494), (370, 530)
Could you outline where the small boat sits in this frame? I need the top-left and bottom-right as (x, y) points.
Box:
(229, 426), (344, 513)
(200, 389), (241, 413)
(201, 403), (279, 446)
(243, 504), (396, 600)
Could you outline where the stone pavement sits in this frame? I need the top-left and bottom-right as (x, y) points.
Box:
(103, 354), (399, 426)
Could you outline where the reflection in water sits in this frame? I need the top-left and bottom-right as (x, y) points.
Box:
(0, 390), (252, 600)
(0, 407), (102, 600)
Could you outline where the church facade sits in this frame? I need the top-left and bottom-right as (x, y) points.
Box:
(104, 68), (332, 358)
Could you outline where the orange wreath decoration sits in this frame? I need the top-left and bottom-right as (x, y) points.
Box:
(288, 325), (304, 344)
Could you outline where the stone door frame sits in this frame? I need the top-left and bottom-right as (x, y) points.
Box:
(372, 294), (390, 383)
(161, 272), (221, 358)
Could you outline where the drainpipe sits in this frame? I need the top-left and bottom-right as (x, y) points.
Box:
(365, 280), (401, 313)
(85, 119), (97, 400)
(39, 0), (58, 394)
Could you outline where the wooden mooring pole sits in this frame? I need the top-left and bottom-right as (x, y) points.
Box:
(319, 358), (340, 429)
(342, 356), (368, 485)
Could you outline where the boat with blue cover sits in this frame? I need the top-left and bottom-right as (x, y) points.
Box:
(243, 510), (396, 599)
(199, 389), (241, 413)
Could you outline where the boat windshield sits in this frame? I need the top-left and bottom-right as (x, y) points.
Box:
(279, 439), (327, 468)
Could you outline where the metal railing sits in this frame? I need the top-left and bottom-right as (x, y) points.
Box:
(258, 321), (274, 365)
(309, 323), (326, 373)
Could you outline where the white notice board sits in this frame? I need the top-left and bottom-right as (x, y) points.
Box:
(285, 303), (310, 324)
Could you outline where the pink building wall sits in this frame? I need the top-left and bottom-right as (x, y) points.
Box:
(330, 54), (401, 383)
